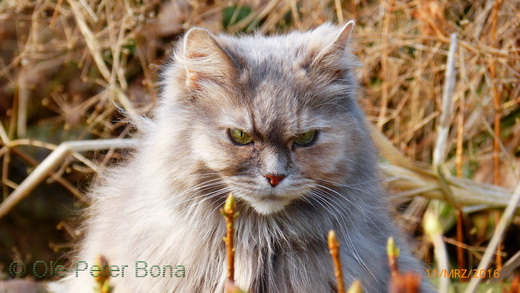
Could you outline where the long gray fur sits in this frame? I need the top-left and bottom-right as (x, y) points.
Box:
(51, 22), (434, 293)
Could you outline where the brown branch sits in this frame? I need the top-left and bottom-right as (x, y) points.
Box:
(387, 237), (422, 293)
(328, 230), (345, 293)
(94, 255), (113, 293)
(221, 193), (238, 284)
(377, 0), (395, 130)
(465, 182), (520, 292)
(0, 139), (137, 219)
(387, 237), (400, 277)
(455, 45), (467, 280)
(225, 279), (247, 293)
(490, 0), (504, 271)
(9, 147), (89, 203)
(455, 210), (467, 282)
(389, 272), (421, 293)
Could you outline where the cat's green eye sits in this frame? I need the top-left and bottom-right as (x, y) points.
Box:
(294, 130), (318, 147)
(229, 128), (253, 145)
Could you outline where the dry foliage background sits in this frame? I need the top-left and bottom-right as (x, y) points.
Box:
(0, 0), (519, 291)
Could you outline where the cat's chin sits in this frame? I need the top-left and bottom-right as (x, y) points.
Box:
(248, 198), (292, 215)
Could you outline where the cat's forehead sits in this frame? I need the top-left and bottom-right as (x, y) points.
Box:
(223, 82), (331, 139)
(217, 26), (340, 67)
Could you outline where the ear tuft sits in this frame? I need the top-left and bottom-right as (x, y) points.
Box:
(309, 21), (356, 78)
(336, 20), (355, 47)
(183, 28), (237, 89)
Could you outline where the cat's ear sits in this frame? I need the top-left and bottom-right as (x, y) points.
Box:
(182, 28), (237, 89)
(309, 21), (355, 75)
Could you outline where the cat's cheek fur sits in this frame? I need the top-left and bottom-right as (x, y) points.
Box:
(191, 134), (225, 169)
(296, 130), (352, 180)
(190, 128), (249, 173)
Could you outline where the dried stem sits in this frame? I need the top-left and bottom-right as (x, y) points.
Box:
(387, 237), (422, 293)
(387, 237), (400, 277)
(17, 68), (29, 138)
(221, 194), (238, 284)
(389, 273), (422, 293)
(455, 210), (467, 281)
(455, 45), (465, 179)
(94, 255), (113, 293)
(507, 274), (520, 293)
(465, 182), (520, 293)
(9, 147), (88, 203)
(432, 33), (457, 170)
(377, 0), (395, 130)
(455, 45), (467, 281)
(334, 0), (344, 24)
(489, 0), (504, 271)
(371, 124), (515, 208)
(0, 139), (137, 218)
(424, 212), (449, 293)
(498, 250), (520, 280)
(67, 0), (110, 80)
(328, 230), (345, 293)
(225, 279), (247, 293)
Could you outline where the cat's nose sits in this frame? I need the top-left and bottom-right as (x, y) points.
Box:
(264, 174), (286, 187)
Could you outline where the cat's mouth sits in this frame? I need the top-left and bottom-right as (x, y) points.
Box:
(238, 192), (298, 215)
(248, 197), (292, 215)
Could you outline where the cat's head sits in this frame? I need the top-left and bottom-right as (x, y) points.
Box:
(161, 22), (374, 215)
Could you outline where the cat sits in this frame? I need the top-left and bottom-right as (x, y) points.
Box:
(50, 21), (433, 293)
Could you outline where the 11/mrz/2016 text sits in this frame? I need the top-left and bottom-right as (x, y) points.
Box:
(426, 269), (500, 279)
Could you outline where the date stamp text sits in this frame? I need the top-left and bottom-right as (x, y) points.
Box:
(426, 269), (500, 279)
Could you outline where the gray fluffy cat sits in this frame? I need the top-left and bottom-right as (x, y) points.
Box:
(51, 22), (433, 292)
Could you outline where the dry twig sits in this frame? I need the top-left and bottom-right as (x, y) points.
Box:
(328, 230), (345, 293)
(94, 255), (113, 293)
(0, 139), (137, 218)
(387, 237), (400, 277)
(387, 237), (422, 293)
(465, 182), (520, 293)
(221, 194), (238, 285)
(424, 212), (449, 293)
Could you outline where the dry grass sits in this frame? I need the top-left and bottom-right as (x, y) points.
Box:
(0, 0), (519, 291)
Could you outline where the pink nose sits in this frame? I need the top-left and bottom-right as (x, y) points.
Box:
(264, 174), (286, 187)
